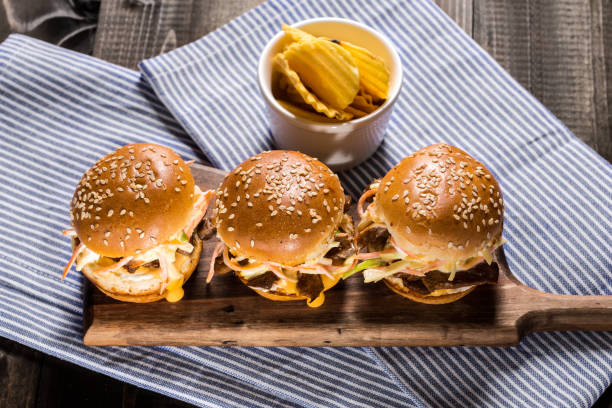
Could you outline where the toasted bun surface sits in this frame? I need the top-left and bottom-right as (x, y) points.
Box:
(80, 234), (202, 303)
(214, 151), (345, 266)
(70, 143), (195, 258)
(383, 277), (475, 304)
(374, 143), (504, 262)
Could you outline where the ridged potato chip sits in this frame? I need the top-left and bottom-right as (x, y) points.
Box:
(271, 23), (390, 122)
(274, 54), (354, 121)
(351, 94), (378, 113)
(338, 40), (390, 101)
(277, 74), (306, 105)
(276, 99), (341, 123)
(344, 105), (369, 118)
(281, 24), (316, 43)
(282, 39), (360, 110)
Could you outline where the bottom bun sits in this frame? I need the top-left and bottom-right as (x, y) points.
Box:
(383, 278), (475, 304)
(236, 272), (341, 305)
(82, 234), (202, 303)
(250, 288), (304, 302)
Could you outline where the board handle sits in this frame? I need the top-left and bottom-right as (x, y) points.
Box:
(516, 288), (612, 336)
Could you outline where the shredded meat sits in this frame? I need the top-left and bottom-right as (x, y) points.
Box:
(322, 213), (356, 265)
(176, 248), (192, 257)
(325, 233), (356, 265)
(197, 217), (216, 240)
(357, 226), (390, 252)
(396, 262), (499, 294)
(422, 262), (499, 292)
(126, 259), (160, 273)
(401, 275), (431, 295)
(297, 272), (324, 300)
(212, 252), (232, 275)
(247, 271), (278, 290)
(343, 194), (352, 212)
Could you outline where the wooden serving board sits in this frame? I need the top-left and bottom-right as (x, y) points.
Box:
(82, 164), (612, 347)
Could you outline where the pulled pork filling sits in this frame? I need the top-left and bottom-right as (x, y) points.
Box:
(346, 182), (503, 296)
(210, 213), (356, 306)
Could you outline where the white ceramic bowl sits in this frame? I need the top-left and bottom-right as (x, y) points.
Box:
(257, 18), (403, 171)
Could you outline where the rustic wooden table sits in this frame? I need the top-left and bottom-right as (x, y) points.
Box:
(1, 0), (611, 407)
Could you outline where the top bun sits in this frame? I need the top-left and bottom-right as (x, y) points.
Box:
(214, 151), (345, 266)
(374, 143), (504, 262)
(70, 143), (195, 257)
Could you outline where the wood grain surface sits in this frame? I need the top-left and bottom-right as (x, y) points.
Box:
(82, 163), (612, 347)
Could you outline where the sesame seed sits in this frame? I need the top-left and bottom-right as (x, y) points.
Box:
(120, 209), (126, 216)
(103, 239), (109, 246)
(229, 214), (235, 219)
(227, 227), (234, 231)
(256, 223), (263, 227)
(107, 209), (114, 217)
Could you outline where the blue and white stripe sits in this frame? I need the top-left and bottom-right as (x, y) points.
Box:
(0, 0), (610, 406)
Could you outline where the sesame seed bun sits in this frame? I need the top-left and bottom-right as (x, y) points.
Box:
(70, 143), (195, 258)
(79, 233), (202, 303)
(383, 277), (475, 304)
(374, 143), (504, 263)
(214, 151), (345, 266)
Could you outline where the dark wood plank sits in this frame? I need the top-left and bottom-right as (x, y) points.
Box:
(593, 384), (612, 408)
(434, 0), (473, 34)
(35, 354), (123, 408)
(122, 383), (196, 408)
(93, 0), (264, 69)
(473, 0), (612, 162)
(82, 164), (612, 347)
(0, 338), (41, 408)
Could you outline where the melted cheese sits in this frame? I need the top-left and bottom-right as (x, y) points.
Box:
(306, 275), (339, 308)
(425, 286), (473, 297)
(165, 276), (185, 302)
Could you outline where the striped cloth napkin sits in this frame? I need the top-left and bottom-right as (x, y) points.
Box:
(0, 2), (608, 408)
